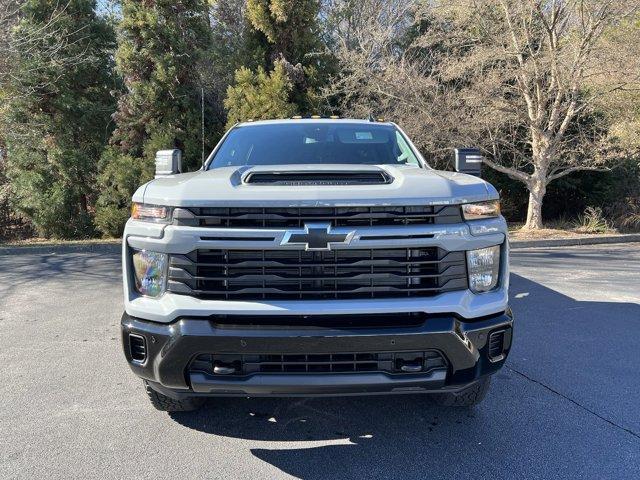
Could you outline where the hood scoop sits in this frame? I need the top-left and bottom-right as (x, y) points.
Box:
(242, 169), (394, 186)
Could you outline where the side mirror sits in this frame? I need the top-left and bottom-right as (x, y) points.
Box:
(455, 148), (483, 177)
(155, 149), (182, 177)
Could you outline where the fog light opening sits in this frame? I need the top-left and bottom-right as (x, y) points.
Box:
(488, 330), (506, 362)
(129, 333), (147, 363)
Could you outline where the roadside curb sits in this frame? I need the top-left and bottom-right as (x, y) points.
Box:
(1, 234), (639, 255)
(510, 234), (640, 249)
(0, 242), (120, 256)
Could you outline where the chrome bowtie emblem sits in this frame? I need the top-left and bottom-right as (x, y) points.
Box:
(281, 223), (355, 251)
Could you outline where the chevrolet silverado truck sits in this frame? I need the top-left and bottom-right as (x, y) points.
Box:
(121, 118), (513, 412)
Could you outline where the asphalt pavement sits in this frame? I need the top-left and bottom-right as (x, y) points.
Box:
(1, 243), (639, 479)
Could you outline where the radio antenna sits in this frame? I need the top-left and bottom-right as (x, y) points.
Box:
(201, 86), (205, 168)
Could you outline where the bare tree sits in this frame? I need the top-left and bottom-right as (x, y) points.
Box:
(0, 1), (21, 83)
(320, 1), (452, 160)
(325, 0), (640, 229)
(472, 0), (640, 229)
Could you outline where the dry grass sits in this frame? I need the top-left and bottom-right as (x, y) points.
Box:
(509, 207), (626, 240)
(0, 237), (120, 247)
(509, 224), (621, 241)
(510, 228), (603, 240)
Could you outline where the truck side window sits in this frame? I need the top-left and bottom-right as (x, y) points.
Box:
(396, 132), (419, 166)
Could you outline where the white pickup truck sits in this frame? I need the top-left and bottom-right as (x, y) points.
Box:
(120, 118), (512, 412)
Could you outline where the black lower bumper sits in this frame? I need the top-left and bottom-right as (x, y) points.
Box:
(121, 310), (513, 399)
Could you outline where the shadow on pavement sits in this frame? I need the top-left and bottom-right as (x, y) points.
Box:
(169, 273), (640, 479)
(0, 252), (121, 297)
(173, 395), (486, 479)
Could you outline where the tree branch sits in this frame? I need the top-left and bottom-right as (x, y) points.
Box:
(547, 165), (609, 182)
(483, 156), (531, 183)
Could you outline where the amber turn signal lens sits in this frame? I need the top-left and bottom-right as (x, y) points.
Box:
(131, 203), (171, 222)
(462, 200), (501, 220)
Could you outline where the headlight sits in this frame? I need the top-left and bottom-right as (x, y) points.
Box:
(131, 203), (172, 223)
(462, 200), (500, 220)
(466, 245), (501, 293)
(131, 250), (168, 297)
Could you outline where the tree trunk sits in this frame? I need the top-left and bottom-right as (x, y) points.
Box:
(524, 179), (546, 230)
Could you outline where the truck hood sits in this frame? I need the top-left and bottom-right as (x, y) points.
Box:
(135, 164), (497, 207)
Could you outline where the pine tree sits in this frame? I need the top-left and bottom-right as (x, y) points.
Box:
(95, 0), (213, 236)
(2, 0), (116, 238)
(224, 61), (298, 127)
(224, 0), (326, 124)
(246, 0), (321, 64)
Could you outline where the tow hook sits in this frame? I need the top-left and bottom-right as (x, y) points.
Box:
(400, 362), (423, 373)
(213, 363), (236, 375)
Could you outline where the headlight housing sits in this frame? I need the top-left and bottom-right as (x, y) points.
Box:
(462, 200), (500, 220)
(131, 249), (168, 297)
(131, 203), (172, 223)
(466, 245), (501, 293)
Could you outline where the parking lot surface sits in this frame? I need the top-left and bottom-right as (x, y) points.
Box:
(1, 244), (639, 479)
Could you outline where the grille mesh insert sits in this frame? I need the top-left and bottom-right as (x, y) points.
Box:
(167, 247), (467, 300)
(172, 205), (462, 228)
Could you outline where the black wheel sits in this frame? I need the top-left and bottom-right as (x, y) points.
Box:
(429, 377), (491, 407)
(144, 381), (205, 412)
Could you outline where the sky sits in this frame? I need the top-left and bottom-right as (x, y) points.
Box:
(96, 0), (120, 17)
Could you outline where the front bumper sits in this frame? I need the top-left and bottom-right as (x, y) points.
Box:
(121, 310), (513, 398)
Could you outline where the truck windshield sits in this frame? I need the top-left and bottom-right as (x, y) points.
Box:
(207, 122), (422, 169)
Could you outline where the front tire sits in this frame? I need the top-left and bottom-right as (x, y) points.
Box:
(144, 381), (205, 412)
(430, 377), (491, 407)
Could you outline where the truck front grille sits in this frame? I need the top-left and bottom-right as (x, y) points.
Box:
(172, 205), (462, 228)
(167, 247), (468, 300)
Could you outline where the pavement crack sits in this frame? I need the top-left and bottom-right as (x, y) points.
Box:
(506, 365), (640, 441)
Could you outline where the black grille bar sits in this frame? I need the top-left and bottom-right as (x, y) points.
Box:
(167, 248), (468, 300)
(173, 205), (462, 228)
(190, 350), (448, 376)
(205, 313), (427, 327)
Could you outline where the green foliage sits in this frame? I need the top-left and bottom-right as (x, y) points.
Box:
(109, 0), (212, 164)
(96, 0), (214, 236)
(94, 147), (155, 237)
(617, 197), (640, 232)
(2, 0), (116, 239)
(224, 0), (327, 123)
(0, 0), (638, 239)
(204, 0), (267, 126)
(246, 0), (321, 63)
(224, 61), (298, 127)
(573, 207), (612, 234)
(209, 0), (266, 74)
